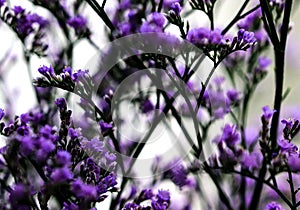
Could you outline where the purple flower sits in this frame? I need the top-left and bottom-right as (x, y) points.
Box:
(170, 2), (182, 15)
(55, 98), (67, 110)
(187, 27), (210, 45)
(0, 0), (5, 7)
(105, 152), (117, 163)
(56, 150), (72, 166)
(71, 179), (97, 200)
(99, 121), (113, 133)
(9, 183), (30, 209)
(227, 89), (240, 103)
(237, 29), (256, 44)
(265, 201), (283, 210)
(221, 124), (240, 147)
(19, 136), (35, 156)
(168, 164), (188, 188)
(142, 189), (154, 199)
(141, 98), (154, 113)
(288, 155), (300, 172)
(157, 190), (170, 203)
(277, 139), (298, 156)
(262, 106), (276, 122)
(67, 15), (87, 31)
(97, 173), (117, 194)
(259, 57), (272, 69)
(50, 167), (73, 182)
(38, 65), (54, 75)
(241, 151), (262, 170)
(0, 108), (4, 121)
(149, 12), (166, 27)
(68, 128), (81, 140)
(27, 13), (48, 27)
(13, 6), (25, 15)
(62, 202), (79, 210)
(140, 12), (166, 33)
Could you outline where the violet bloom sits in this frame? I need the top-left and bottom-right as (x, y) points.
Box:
(238, 29), (256, 44)
(67, 15), (87, 31)
(221, 124), (240, 147)
(0, 0), (5, 7)
(55, 98), (67, 110)
(157, 189), (170, 203)
(50, 167), (73, 182)
(288, 155), (300, 172)
(13, 6), (25, 15)
(71, 179), (97, 200)
(170, 2), (182, 15)
(99, 121), (113, 133)
(141, 98), (154, 113)
(262, 105), (276, 122)
(56, 150), (72, 166)
(187, 27), (210, 45)
(265, 201), (283, 210)
(140, 12), (166, 33)
(168, 164), (188, 188)
(226, 89), (240, 103)
(38, 65), (54, 75)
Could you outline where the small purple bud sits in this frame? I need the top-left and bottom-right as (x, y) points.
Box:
(13, 6), (25, 15)
(99, 121), (113, 133)
(157, 190), (170, 202)
(38, 65), (54, 75)
(262, 105), (276, 121)
(170, 2), (182, 15)
(67, 15), (87, 30)
(265, 201), (283, 210)
(141, 98), (154, 113)
(55, 98), (67, 110)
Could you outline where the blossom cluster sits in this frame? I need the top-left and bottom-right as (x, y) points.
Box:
(0, 0), (299, 209)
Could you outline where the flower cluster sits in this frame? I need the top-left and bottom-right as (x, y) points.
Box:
(0, 4), (48, 56)
(123, 189), (171, 210)
(0, 0), (298, 209)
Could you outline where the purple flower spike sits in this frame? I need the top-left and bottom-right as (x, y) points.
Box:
(265, 201), (283, 210)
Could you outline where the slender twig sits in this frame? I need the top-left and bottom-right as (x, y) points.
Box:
(85, 0), (115, 31)
(222, 0), (250, 35)
(287, 167), (297, 209)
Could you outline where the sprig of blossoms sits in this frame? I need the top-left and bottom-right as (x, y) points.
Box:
(0, 4), (48, 56)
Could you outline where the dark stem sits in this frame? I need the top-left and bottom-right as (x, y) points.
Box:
(221, 0), (250, 35)
(248, 160), (267, 210)
(85, 0), (115, 31)
(203, 162), (234, 210)
(287, 167), (297, 209)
